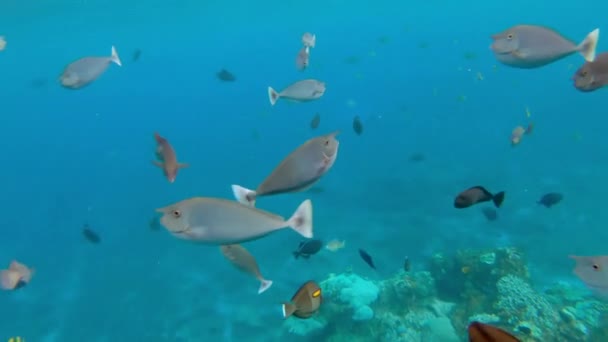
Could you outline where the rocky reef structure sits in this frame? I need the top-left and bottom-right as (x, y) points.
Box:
(280, 247), (608, 341)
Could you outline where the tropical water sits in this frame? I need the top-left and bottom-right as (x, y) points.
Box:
(1, 0), (608, 341)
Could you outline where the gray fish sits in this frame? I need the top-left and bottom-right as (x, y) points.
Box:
(60, 46), (122, 89)
(490, 25), (599, 68)
(156, 197), (313, 245)
(220, 244), (273, 294)
(573, 52), (608, 92)
(267, 79), (325, 106)
(232, 132), (339, 206)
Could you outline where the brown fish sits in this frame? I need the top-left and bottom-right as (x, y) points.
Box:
(232, 132), (339, 207)
(282, 280), (322, 319)
(352, 116), (363, 135)
(490, 25), (599, 69)
(569, 255), (608, 296)
(296, 46), (310, 71)
(573, 52), (608, 92)
(220, 244), (273, 294)
(152, 132), (188, 183)
(511, 123), (533, 146)
(310, 113), (320, 129)
(468, 321), (520, 342)
(454, 186), (505, 209)
(0, 260), (34, 290)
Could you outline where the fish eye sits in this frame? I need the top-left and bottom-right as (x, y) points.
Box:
(582, 71), (588, 77)
(172, 210), (181, 218)
(324, 140), (329, 146)
(593, 264), (600, 271)
(507, 34), (513, 40)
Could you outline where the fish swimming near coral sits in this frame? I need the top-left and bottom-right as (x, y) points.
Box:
(293, 239), (323, 259)
(468, 321), (521, 341)
(282, 280), (322, 319)
(569, 255), (608, 297)
(220, 244), (273, 294)
(358, 249), (376, 270)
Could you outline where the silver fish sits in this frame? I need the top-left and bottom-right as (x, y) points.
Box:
(220, 244), (273, 294)
(490, 25), (599, 69)
(267, 79), (325, 106)
(296, 46), (310, 71)
(302, 33), (316, 48)
(60, 46), (122, 89)
(232, 131), (339, 207)
(156, 197), (313, 245)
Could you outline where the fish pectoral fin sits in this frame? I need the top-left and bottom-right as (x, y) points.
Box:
(151, 160), (163, 168)
(512, 49), (529, 58)
(177, 162), (189, 169)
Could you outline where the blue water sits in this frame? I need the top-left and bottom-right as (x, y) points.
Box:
(1, 0), (608, 340)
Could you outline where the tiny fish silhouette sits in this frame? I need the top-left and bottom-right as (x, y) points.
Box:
(352, 116), (363, 135)
(358, 249), (376, 269)
(216, 69), (236, 82)
(132, 48), (142, 62)
(538, 192), (563, 208)
(310, 113), (320, 129)
(82, 224), (101, 244)
(403, 256), (411, 272)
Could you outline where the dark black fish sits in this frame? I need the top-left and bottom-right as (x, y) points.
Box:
(293, 239), (323, 259)
(408, 153), (426, 162)
(481, 207), (498, 221)
(310, 113), (320, 129)
(404, 256), (411, 272)
(454, 186), (505, 209)
(216, 69), (236, 82)
(82, 224), (101, 244)
(538, 192), (563, 208)
(132, 48), (142, 62)
(358, 249), (376, 269)
(353, 116), (363, 135)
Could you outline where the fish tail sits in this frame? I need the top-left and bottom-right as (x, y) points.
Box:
(110, 45), (122, 66)
(577, 28), (599, 62)
(492, 191), (506, 208)
(231, 184), (257, 207)
(293, 251), (300, 259)
(267, 86), (279, 106)
(281, 302), (297, 319)
(258, 278), (273, 294)
(525, 122), (534, 135)
(287, 199), (313, 239)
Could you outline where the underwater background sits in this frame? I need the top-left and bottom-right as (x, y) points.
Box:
(1, 0), (608, 340)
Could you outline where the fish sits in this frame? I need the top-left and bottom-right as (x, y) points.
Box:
(232, 131), (339, 207)
(310, 113), (321, 129)
(490, 25), (599, 69)
(267, 79), (326, 106)
(352, 116), (363, 135)
(468, 321), (520, 342)
(0, 36), (6, 51)
(149, 216), (161, 231)
(152, 132), (188, 183)
(537, 192), (563, 208)
(0, 260), (34, 291)
(82, 224), (101, 244)
(302, 33), (316, 48)
(481, 207), (498, 221)
(296, 46), (310, 71)
(132, 48), (142, 62)
(220, 244), (273, 294)
(282, 280), (322, 319)
(325, 239), (345, 252)
(59, 46), (122, 89)
(573, 52), (608, 92)
(8, 337), (25, 342)
(359, 249), (376, 270)
(216, 68), (236, 82)
(404, 256), (411, 272)
(293, 239), (323, 259)
(511, 123), (533, 146)
(569, 255), (608, 296)
(156, 197), (313, 245)
(408, 153), (426, 162)
(454, 186), (505, 209)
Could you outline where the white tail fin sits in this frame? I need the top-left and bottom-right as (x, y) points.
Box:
(111, 45), (122, 66)
(231, 184), (256, 207)
(578, 28), (599, 62)
(287, 199), (313, 238)
(258, 279), (273, 294)
(267, 86), (279, 106)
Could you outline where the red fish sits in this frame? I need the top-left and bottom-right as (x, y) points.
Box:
(569, 255), (608, 296)
(468, 321), (520, 341)
(153, 132), (188, 183)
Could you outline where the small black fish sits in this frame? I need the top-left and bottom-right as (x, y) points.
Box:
(310, 113), (320, 129)
(454, 186), (505, 209)
(404, 256), (411, 272)
(82, 224), (101, 244)
(352, 116), (363, 135)
(481, 207), (498, 221)
(132, 48), (142, 62)
(358, 249), (376, 269)
(149, 217), (161, 231)
(293, 239), (323, 259)
(408, 153), (426, 162)
(538, 192), (563, 208)
(216, 68), (236, 82)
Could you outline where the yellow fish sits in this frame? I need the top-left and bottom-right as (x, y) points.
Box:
(325, 239), (346, 252)
(525, 106), (531, 118)
(8, 337), (25, 342)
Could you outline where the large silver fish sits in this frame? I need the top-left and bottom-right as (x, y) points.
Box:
(267, 79), (325, 106)
(60, 46), (122, 89)
(156, 197), (313, 245)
